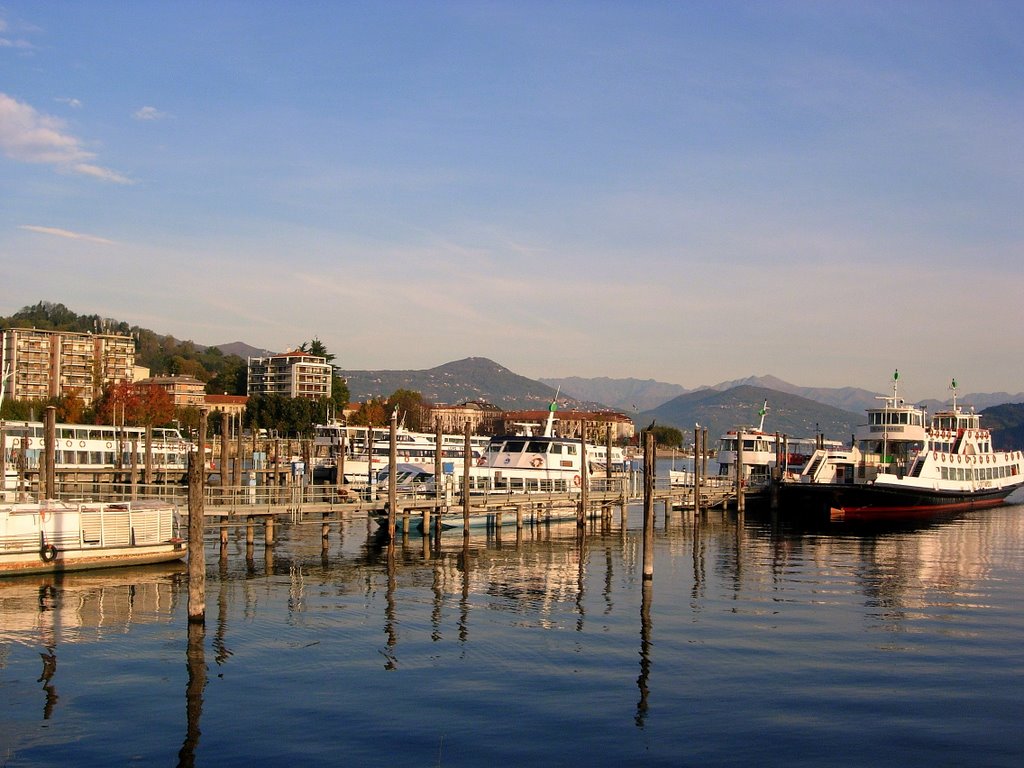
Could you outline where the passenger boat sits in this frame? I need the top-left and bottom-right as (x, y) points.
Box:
(312, 421), (488, 483)
(782, 374), (1024, 521)
(0, 499), (186, 576)
(712, 401), (838, 491)
(1, 420), (192, 491)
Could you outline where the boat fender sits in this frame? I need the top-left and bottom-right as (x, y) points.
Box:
(40, 544), (58, 563)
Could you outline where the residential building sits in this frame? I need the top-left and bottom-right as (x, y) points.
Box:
(205, 393), (248, 421)
(141, 374), (207, 407)
(247, 351), (332, 400)
(1, 327), (135, 405)
(500, 409), (635, 443)
(426, 400), (504, 435)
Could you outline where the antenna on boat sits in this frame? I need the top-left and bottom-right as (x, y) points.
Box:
(757, 400), (768, 432)
(949, 377), (959, 412)
(543, 387), (560, 438)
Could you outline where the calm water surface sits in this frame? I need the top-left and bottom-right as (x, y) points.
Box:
(2, 491), (1023, 767)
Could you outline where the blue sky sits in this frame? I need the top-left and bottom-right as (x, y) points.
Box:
(2, 1), (1022, 401)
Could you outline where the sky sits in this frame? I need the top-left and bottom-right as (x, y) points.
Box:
(1, 1), (1022, 402)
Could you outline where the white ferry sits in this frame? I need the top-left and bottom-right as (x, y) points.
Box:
(1, 420), (192, 492)
(0, 499), (186, 576)
(313, 421), (489, 483)
(784, 374), (1024, 521)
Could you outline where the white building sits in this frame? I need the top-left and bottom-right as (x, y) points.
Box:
(246, 351), (332, 400)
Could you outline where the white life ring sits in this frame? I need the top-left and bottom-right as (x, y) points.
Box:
(79, 440), (86, 448)
(106, 442), (113, 449)
(65, 440), (73, 448)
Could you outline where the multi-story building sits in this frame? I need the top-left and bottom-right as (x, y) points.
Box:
(141, 374), (208, 407)
(246, 351), (332, 400)
(1, 328), (135, 405)
(500, 408), (635, 444)
(426, 400), (504, 435)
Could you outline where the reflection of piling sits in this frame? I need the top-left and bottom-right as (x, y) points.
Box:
(187, 410), (208, 623)
(636, 580), (652, 726)
(178, 619), (207, 767)
(642, 430), (655, 580)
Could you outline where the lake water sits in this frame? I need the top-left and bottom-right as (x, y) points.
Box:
(2, 488), (1023, 767)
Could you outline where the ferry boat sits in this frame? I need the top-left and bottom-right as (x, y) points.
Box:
(711, 401), (839, 490)
(1, 420), (192, 493)
(312, 421), (489, 483)
(0, 499), (186, 576)
(783, 374), (1024, 521)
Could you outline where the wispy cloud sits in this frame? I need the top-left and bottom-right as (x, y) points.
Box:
(0, 15), (35, 51)
(133, 105), (167, 121)
(56, 97), (83, 109)
(20, 224), (117, 245)
(0, 92), (132, 183)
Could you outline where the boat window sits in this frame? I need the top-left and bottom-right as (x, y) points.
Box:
(567, 445), (577, 455)
(550, 444), (563, 455)
(504, 440), (526, 453)
(526, 441), (549, 453)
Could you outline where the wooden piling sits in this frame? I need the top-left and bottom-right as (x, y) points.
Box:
(187, 409), (208, 623)
(693, 425), (702, 516)
(144, 425), (154, 487)
(642, 430), (655, 580)
(44, 406), (56, 499)
(220, 412), (230, 488)
(462, 420), (471, 536)
(388, 409), (397, 541)
(130, 438), (139, 499)
(736, 429), (746, 513)
(578, 419), (588, 529)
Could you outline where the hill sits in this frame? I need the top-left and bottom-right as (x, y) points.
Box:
(539, 376), (690, 412)
(340, 357), (596, 410)
(639, 385), (861, 444)
(979, 402), (1024, 450)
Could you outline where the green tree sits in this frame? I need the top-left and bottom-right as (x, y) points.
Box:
(386, 389), (429, 431)
(651, 425), (684, 449)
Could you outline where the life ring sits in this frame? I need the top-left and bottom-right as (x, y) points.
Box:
(530, 457), (543, 468)
(65, 440), (73, 448)
(573, 474), (581, 487)
(957, 455), (961, 463)
(79, 440), (86, 448)
(477, 457), (487, 466)
(932, 451), (937, 460)
(106, 442), (113, 449)
(40, 544), (58, 563)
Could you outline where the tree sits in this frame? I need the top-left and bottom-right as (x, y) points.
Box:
(348, 398), (388, 427)
(386, 389), (429, 431)
(651, 425), (684, 449)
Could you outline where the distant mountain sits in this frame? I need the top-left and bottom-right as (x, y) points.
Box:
(539, 376), (690, 412)
(639, 385), (861, 444)
(211, 341), (276, 359)
(556, 373), (1024, 416)
(340, 357), (597, 410)
(979, 403), (1024, 450)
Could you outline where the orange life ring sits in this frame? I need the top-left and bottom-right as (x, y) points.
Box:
(531, 457), (543, 468)
(932, 451), (937, 460)
(957, 455), (961, 463)
(573, 474), (581, 487)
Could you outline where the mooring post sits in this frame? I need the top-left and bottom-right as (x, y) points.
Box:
(642, 430), (655, 580)
(145, 425), (153, 488)
(463, 420), (471, 536)
(693, 424), (702, 516)
(187, 409), (208, 623)
(736, 429), (746, 513)
(578, 419), (588, 529)
(130, 438), (139, 500)
(220, 412), (230, 490)
(44, 405), (56, 500)
(388, 409), (397, 541)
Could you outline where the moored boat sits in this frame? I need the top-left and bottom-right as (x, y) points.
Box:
(0, 499), (186, 576)
(782, 373), (1024, 521)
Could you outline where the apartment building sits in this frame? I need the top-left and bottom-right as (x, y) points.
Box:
(246, 351), (332, 400)
(1, 328), (135, 405)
